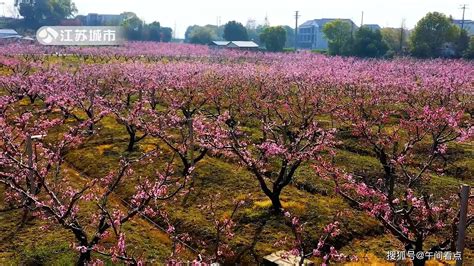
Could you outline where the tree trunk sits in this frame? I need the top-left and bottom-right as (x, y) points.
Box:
(412, 240), (425, 266)
(28, 95), (36, 104)
(412, 254), (425, 266)
(86, 109), (94, 135)
(269, 192), (283, 213)
(127, 132), (136, 152)
(77, 250), (91, 266)
(88, 123), (94, 135)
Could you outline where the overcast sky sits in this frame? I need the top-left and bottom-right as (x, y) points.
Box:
(4, 0), (473, 38)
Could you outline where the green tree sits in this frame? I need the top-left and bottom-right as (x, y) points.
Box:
(260, 26), (287, 52)
(160, 27), (173, 42)
(145, 21), (161, 42)
(353, 26), (388, 58)
(463, 36), (474, 59)
(189, 27), (215, 45)
(409, 12), (458, 58)
(381, 27), (408, 54)
(223, 21), (249, 41)
(322, 19), (354, 56)
(17, 0), (77, 28)
(185, 25), (200, 41)
(455, 29), (470, 58)
(121, 12), (144, 41)
(246, 23), (267, 44)
(282, 25), (295, 48)
(185, 25), (221, 43)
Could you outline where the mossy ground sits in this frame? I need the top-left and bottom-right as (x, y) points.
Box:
(13, 112), (468, 264)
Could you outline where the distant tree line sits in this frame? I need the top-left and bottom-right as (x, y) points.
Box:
(184, 13), (473, 58)
(15, 0), (77, 28)
(119, 12), (172, 42)
(322, 12), (473, 59)
(12, 1), (474, 58)
(13, 0), (173, 42)
(184, 20), (293, 52)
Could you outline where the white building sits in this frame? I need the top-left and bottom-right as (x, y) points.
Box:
(297, 18), (358, 50)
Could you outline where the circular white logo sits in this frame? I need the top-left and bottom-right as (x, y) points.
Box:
(415, 251), (425, 260)
(37, 27), (59, 44)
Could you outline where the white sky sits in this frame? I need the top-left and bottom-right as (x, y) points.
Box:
(3, 0), (473, 38)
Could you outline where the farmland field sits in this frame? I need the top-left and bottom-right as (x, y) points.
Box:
(0, 42), (473, 265)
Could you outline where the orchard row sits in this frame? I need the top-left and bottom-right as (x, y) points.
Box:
(0, 50), (473, 265)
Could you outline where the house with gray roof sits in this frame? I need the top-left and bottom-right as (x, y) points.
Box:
(210, 40), (259, 50)
(297, 18), (358, 50)
(453, 19), (474, 36)
(227, 41), (259, 49)
(0, 29), (21, 39)
(209, 41), (230, 48)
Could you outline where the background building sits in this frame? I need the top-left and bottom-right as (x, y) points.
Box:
(0, 28), (21, 39)
(297, 18), (358, 50)
(210, 40), (259, 50)
(453, 19), (474, 36)
(77, 13), (125, 26)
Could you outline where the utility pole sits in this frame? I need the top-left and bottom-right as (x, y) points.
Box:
(264, 13), (270, 27)
(0, 2), (5, 18)
(173, 21), (177, 40)
(361, 11), (364, 27)
(400, 19), (406, 53)
(294, 11), (300, 50)
(460, 4), (468, 30)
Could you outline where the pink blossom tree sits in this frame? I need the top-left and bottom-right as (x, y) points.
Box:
(198, 68), (336, 213)
(279, 211), (351, 266)
(0, 98), (186, 265)
(197, 194), (247, 264)
(0, 60), (48, 104)
(324, 72), (474, 266)
(140, 63), (217, 188)
(43, 65), (114, 134)
(100, 65), (149, 152)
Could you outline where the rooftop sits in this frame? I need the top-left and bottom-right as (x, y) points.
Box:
(211, 41), (230, 46)
(452, 19), (474, 35)
(0, 29), (19, 35)
(300, 18), (357, 28)
(227, 41), (259, 48)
